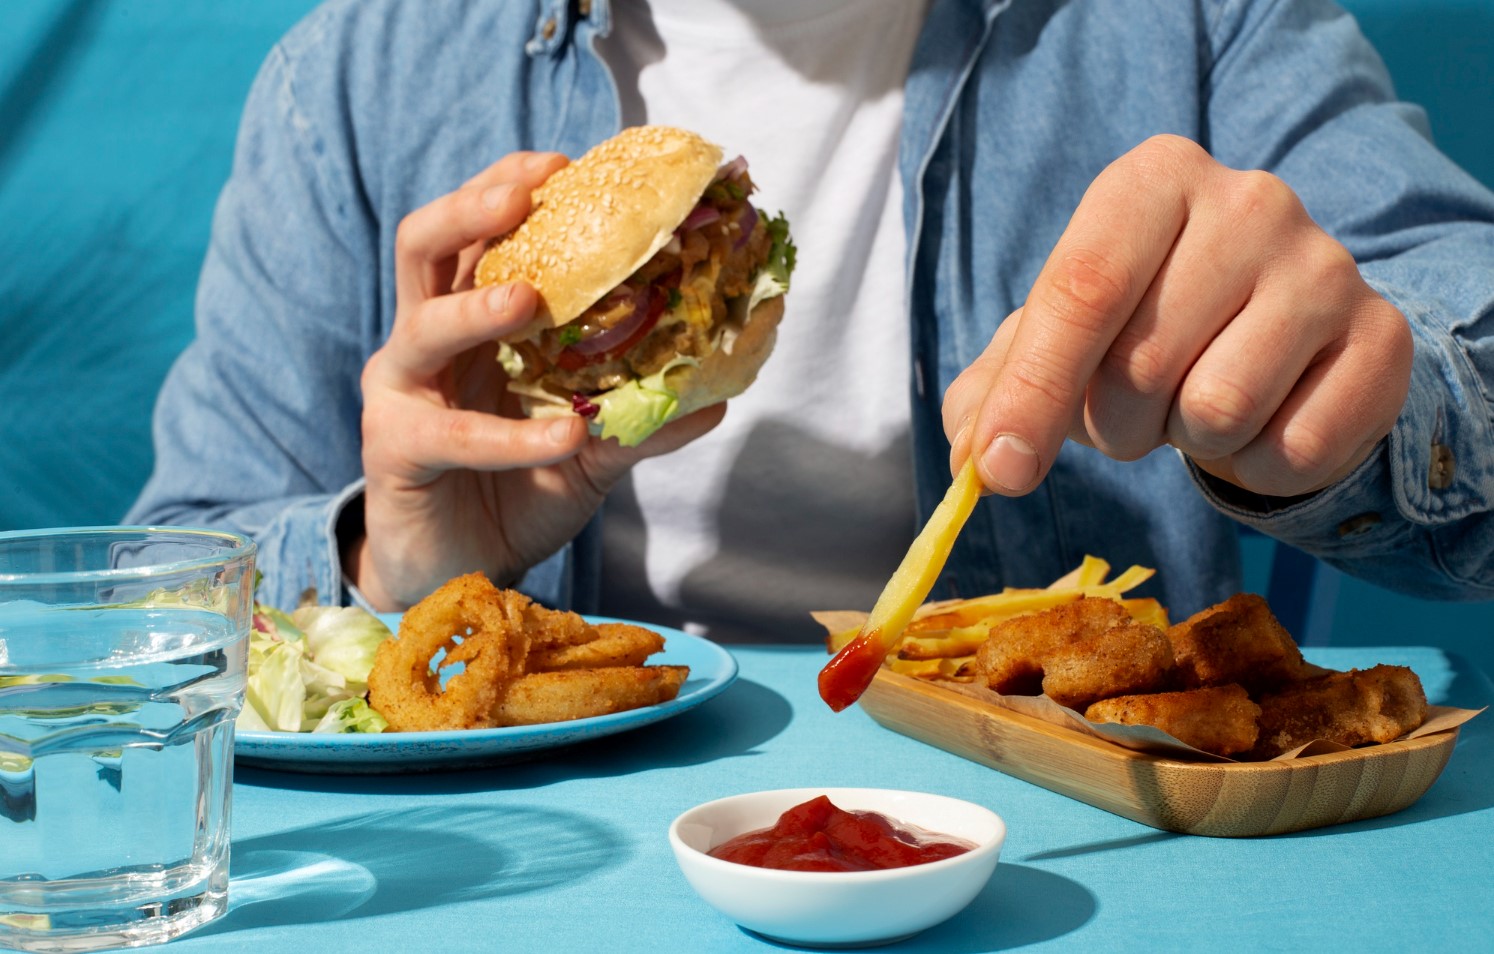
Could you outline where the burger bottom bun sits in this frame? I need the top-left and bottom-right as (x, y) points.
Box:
(518, 294), (786, 441)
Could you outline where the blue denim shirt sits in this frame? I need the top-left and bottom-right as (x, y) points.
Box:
(128, 0), (1494, 619)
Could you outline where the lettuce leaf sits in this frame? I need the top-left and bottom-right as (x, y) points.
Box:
(747, 211), (797, 313)
(312, 697), (390, 734)
(236, 602), (393, 733)
(592, 355), (700, 447)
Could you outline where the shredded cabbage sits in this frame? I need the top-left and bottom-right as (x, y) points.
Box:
(313, 697), (390, 734)
(238, 602), (393, 733)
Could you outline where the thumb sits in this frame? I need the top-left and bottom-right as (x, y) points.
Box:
(944, 309), (1051, 494)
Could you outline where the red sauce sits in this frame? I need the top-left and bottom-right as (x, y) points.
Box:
(707, 795), (975, 872)
(818, 630), (884, 713)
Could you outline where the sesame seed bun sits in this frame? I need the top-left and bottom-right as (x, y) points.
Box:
(472, 125), (794, 446)
(474, 126), (724, 340)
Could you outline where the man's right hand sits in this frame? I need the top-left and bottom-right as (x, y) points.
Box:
(350, 151), (725, 611)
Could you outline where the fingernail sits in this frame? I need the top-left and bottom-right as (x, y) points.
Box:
(951, 416), (973, 452)
(482, 183), (514, 211)
(524, 153), (552, 173)
(548, 419), (574, 443)
(486, 285), (511, 314)
(982, 433), (1039, 492)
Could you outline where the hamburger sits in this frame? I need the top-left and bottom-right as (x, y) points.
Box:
(475, 125), (796, 447)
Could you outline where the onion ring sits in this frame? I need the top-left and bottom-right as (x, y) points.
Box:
(367, 573), (521, 732)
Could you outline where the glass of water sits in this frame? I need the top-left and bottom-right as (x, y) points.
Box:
(0, 527), (256, 952)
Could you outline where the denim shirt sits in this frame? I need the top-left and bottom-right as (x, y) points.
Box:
(127, 0), (1494, 618)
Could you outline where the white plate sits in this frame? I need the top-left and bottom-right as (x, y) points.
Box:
(234, 616), (737, 774)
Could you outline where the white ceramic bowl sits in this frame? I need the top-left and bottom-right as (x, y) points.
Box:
(668, 787), (1006, 947)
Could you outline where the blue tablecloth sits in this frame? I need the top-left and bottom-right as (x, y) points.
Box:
(156, 644), (1494, 954)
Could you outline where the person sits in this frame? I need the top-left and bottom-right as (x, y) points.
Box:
(127, 0), (1494, 642)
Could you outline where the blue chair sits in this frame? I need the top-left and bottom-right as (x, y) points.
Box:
(1241, 528), (1342, 648)
(0, 1), (322, 533)
(1341, 0), (1494, 190)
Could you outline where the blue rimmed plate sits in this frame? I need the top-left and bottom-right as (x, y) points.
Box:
(234, 616), (737, 774)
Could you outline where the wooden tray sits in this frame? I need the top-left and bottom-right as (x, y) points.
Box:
(859, 669), (1460, 837)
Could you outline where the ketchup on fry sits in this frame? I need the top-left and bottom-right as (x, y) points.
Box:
(707, 795), (974, 872)
(818, 630), (884, 712)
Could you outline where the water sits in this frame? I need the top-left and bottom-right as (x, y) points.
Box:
(0, 605), (246, 952)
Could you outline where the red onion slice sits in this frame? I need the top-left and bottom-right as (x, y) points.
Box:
(571, 393), (600, 418)
(718, 155), (748, 180)
(566, 287), (654, 356)
(735, 202), (759, 249)
(678, 203), (722, 232)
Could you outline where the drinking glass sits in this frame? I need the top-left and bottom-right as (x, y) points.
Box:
(0, 527), (256, 952)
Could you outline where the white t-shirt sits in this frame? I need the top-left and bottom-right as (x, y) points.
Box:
(596, 0), (926, 642)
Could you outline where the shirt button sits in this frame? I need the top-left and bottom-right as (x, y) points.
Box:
(1337, 512), (1382, 537)
(1428, 442), (1455, 489)
(541, 17), (557, 40)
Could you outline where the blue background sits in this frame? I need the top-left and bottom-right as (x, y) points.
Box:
(1, 0), (1490, 647)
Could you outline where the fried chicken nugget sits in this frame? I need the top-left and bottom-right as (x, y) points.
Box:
(976, 597), (1133, 695)
(1248, 664), (1427, 759)
(1085, 685), (1262, 757)
(1167, 593), (1313, 694)
(1042, 621), (1175, 711)
(368, 573), (521, 732)
(491, 665), (689, 726)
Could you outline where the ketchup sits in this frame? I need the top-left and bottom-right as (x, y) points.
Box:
(707, 795), (974, 872)
(817, 630), (884, 712)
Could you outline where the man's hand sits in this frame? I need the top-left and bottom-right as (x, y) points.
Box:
(351, 151), (724, 610)
(944, 135), (1413, 500)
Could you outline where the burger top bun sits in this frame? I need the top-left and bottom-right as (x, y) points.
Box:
(474, 126), (725, 339)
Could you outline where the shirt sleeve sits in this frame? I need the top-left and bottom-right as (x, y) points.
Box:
(125, 41), (376, 612)
(1189, 0), (1494, 599)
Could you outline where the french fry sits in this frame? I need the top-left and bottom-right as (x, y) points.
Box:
(886, 655), (977, 681)
(817, 460), (984, 711)
(1122, 597), (1169, 631)
(1046, 554), (1111, 590)
(814, 554), (1166, 692)
(825, 627), (859, 654)
(896, 625), (990, 660)
(910, 589), (1084, 630)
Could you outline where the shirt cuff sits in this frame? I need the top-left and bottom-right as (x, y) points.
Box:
(1187, 278), (1493, 556)
(250, 480), (366, 611)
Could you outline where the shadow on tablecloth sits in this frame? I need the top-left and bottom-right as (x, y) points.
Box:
(193, 802), (617, 937)
(235, 676), (792, 795)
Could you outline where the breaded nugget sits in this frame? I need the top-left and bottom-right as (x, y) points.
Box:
(975, 597), (1133, 695)
(1042, 621), (1175, 711)
(1248, 664), (1427, 759)
(1167, 593), (1312, 693)
(1085, 684), (1261, 757)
